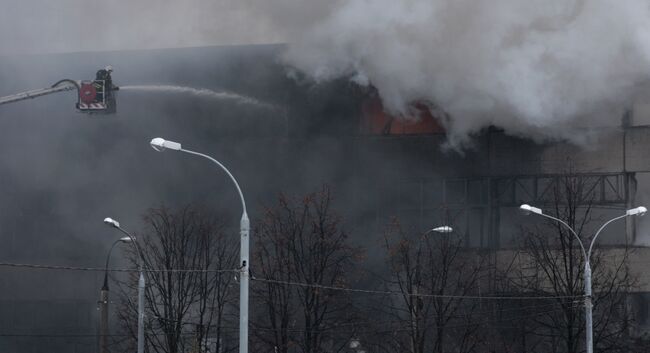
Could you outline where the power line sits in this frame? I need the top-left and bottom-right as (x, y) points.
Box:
(0, 262), (238, 273)
(251, 277), (585, 300)
(0, 330), (240, 338)
(0, 262), (585, 300)
(0, 333), (123, 338)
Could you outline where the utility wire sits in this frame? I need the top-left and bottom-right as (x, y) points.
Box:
(0, 262), (238, 273)
(0, 262), (585, 300)
(0, 330), (240, 338)
(251, 277), (585, 300)
(0, 333), (126, 338)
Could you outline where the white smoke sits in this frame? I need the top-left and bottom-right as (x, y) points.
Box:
(5, 0), (650, 144)
(278, 0), (650, 144)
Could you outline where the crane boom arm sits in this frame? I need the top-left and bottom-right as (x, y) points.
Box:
(0, 69), (117, 115)
(0, 80), (79, 106)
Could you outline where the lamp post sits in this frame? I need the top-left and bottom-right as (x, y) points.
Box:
(420, 225), (455, 247)
(99, 236), (132, 353)
(149, 137), (250, 353)
(519, 204), (647, 353)
(428, 226), (453, 235)
(418, 225), (455, 254)
(419, 225), (455, 244)
(406, 225), (454, 353)
(104, 217), (145, 353)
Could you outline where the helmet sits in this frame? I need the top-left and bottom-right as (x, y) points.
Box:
(105, 65), (113, 73)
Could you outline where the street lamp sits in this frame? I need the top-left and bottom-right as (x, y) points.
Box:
(104, 217), (146, 353)
(418, 225), (455, 241)
(407, 224), (454, 353)
(430, 226), (453, 234)
(149, 137), (250, 353)
(99, 236), (132, 353)
(519, 204), (646, 353)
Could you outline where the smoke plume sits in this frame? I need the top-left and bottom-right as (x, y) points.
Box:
(3, 1), (650, 144)
(277, 0), (650, 144)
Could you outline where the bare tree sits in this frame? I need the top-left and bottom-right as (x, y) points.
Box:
(380, 219), (486, 353)
(252, 186), (362, 353)
(499, 174), (636, 353)
(116, 205), (238, 353)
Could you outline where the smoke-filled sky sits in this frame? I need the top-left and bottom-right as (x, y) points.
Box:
(3, 0), (650, 142)
(0, 0), (282, 54)
(282, 0), (650, 143)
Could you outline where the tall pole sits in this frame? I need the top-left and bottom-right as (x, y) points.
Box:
(585, 263), (593, 353)
(105, 219), (145, 353)
(240, 213), (249, 353)
(583, 214), (629, 353)
(120, 227), (145, 353)
(179, 149), (249, 353)
(520, 204), (644, 353)
(535, 213), (591, 353)
(99, 285), (109, 353)
(149, 140), (250, 353)
(138, 266), (145, 353)
(99, 238), (124, 353)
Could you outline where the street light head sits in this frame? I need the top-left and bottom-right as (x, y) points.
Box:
(150, 137), (181, 152)
(520, 204), (543, 216)
(626, 206), (647, 216)
(432, 226), (453, 233)
(103, 217), (120, 228)
(119, 236), (133, 243)
(149, 138), (166, 152)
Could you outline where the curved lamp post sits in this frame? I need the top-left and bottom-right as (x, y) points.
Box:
(519, 204), (646, 353)
(407, 225), (454, 353)
(428, 226), (453, 234)
(104, 217), (146, 353)
(419, 225), (455, 243)
(99, 236), (131, 353)
(149, 137), (250, 353)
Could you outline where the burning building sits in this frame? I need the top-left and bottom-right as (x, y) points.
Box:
(0, 43), (650, 352)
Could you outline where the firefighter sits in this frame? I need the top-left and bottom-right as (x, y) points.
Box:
(95, 66), (114, 89)
(94, 66), (116, 103)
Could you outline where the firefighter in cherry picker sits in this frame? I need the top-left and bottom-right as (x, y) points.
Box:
(94, 65), (118, 102)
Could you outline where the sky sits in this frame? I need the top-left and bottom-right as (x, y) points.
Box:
(0, 0), (285, 55)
